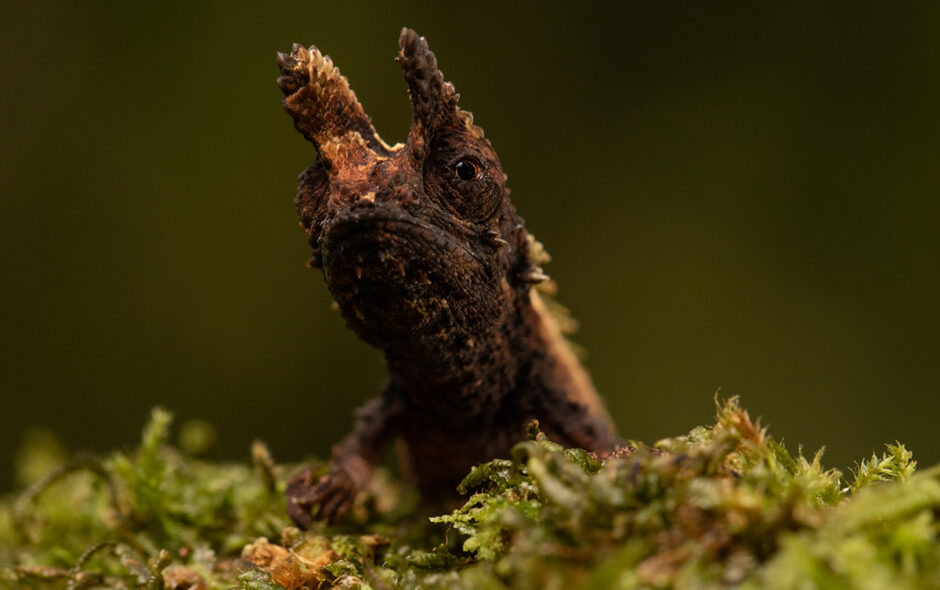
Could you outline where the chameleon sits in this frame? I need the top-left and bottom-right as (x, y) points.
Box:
(276, 28), (622, 527)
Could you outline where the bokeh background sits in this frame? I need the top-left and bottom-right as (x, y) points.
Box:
(2, 2), (938, 490)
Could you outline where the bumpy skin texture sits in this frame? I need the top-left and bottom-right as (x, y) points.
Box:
(277, 29), (623, 527)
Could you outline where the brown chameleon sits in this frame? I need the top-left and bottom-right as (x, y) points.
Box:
(277, 28), (622, 527)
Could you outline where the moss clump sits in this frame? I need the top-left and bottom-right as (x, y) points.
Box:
(1, 399), (938, 589)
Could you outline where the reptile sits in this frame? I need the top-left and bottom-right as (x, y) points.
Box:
(276, 28), (623, 527)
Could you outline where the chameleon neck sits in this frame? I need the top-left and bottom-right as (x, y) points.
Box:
(383, 284), (603, 423)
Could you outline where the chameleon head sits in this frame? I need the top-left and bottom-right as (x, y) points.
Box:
(278, 29), (534, 351)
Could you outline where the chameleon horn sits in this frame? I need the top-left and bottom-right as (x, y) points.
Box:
(277, 43), (389, 164)
(397, 28), (473, 160)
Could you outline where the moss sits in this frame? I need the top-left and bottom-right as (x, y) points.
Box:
(2, 399), (938, 589)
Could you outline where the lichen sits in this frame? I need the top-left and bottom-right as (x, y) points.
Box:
(2, 399), (938, 589)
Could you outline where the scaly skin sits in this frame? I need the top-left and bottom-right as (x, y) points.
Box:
(277, 29), (622, 527)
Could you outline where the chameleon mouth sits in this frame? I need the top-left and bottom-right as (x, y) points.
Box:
(322, 211), (483, 269)
(323, 213), (434, 251)
(321, 214), (447, 289)
(319, 212), (487, 325)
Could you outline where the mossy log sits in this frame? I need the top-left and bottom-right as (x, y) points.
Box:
(2, 399), (938, 589)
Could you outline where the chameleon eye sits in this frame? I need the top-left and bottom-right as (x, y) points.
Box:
(455, 160), (477, 181)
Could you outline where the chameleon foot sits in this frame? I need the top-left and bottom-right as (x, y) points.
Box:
(285, 464), (363, 527)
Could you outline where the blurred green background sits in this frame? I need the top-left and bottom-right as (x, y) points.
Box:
(1, 2), (938, 490)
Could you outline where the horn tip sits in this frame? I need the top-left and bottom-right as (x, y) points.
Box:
(277, 42), (338, 97)
(399, 27), (419, 45)
(398, 27), (429, 58)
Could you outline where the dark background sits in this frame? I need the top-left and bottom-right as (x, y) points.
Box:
(2, 2), (938, 490)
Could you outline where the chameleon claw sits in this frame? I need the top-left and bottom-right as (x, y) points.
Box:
(285, 464), (362, 527)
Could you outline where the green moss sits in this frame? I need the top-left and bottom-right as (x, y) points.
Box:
(2, 399), (938, 589)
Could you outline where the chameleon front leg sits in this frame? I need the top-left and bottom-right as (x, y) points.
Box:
(286, 388), (403, 527)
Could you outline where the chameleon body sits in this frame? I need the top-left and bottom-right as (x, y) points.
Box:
(277, 29), (622, 527)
